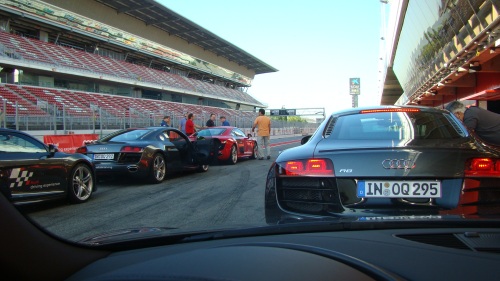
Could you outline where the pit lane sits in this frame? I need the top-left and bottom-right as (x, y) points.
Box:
(22, 135), (303, 241)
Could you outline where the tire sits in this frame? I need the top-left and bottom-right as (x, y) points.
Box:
(227, 145), (238, 165)
(198, 164), (209, 172)
(68, 163), (94, 203)
(149, 153), (166, 184)
(250, 141), (258, 159)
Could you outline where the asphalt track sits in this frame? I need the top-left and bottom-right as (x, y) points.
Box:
(22, 135), (303, 242)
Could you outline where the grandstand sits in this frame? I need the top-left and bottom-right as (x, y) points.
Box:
(0, 0), (279, 131)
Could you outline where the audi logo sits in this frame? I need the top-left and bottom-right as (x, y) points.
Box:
(98, 147), (108, 150)
(381, 159), (415, 169)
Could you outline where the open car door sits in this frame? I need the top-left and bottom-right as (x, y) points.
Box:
(191, 135), (218, 165)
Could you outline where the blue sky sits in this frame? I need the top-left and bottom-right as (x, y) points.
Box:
(157, 0), (383, 115)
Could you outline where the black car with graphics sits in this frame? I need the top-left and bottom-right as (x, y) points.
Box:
(265, 106), (500, 223)
(76, 127), (216, 183)
(0, 128), (96, 205)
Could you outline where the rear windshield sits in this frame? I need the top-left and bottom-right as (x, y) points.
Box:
(330, 111), (465, 140)
(102, 129), (152, 142)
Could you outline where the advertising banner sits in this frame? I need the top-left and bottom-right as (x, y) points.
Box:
(44, 134), (99, 153)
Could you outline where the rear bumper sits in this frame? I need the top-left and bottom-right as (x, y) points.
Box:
(264, 163), (472, 224)
(94, 162), (148, 178)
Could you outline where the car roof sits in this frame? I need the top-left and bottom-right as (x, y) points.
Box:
(0, 128), (36, 137)
(198, 126), (234, 130)
(0, 128), (25, 133)
(329, 105), (448, 117)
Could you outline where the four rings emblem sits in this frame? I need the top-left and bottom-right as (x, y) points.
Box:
(382, 159), (415, 169)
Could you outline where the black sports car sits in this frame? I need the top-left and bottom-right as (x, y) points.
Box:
(265, 105), (500, 223)
(76, 127), (217, 183)
(0, 128), (96, 205)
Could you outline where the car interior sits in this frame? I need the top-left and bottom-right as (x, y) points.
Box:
(2, 190), (499, 281)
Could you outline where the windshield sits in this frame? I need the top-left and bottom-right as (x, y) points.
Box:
(3, 0), (500, 249)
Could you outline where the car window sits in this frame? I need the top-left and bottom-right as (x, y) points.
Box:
(198, 128), (226, 137)
(0, 132), (47, 153)
(168, 131), (180, 141)
(157, 131), (170, 142)
(168, 129), (188, 150)
(331, 112), (464, 140)
(233, 129), (246, 137)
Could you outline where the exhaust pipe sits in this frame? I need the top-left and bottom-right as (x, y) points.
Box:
(127, 165), (139, 172)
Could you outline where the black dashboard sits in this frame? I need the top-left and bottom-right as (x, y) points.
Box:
(67, 227), (500, 281)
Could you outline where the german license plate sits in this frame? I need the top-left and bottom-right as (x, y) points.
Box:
(94, 153), (114, 160)
(357, 180), (441, 198)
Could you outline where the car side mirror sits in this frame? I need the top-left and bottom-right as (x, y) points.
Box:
(247, 133), (252, 138)
(300, 135), (312, 145)
(48, 144), (59, 154)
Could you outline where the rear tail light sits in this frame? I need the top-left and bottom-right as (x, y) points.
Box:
(445, 157), (500, 216)
(465, 158), (500, 177)
(278, 158), (334, 176)
(121, 146), (144, 153)
(75, 146), (87, 154)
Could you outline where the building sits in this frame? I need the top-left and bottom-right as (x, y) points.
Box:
(0, 0), (277, 130)
(379, 0), (500, 112)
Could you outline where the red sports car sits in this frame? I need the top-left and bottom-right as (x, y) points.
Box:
(191, 127), (257, 164)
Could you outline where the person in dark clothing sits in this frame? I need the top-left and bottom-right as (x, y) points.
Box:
(206, 113), (216, 127)
(160, 116), (172, 127)
(446, 101), (500, 145)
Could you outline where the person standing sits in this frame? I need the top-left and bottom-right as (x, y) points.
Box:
(220, 116), (230, 126)
(160, 116), (172, 127)
(185, 113), (203, 135)
(252, 108), (271, 160)
(179, 112), (188, 133)
(446, 101), (500, 145)
(206, 113), (216, 127)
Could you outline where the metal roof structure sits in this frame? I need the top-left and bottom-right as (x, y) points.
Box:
(93, 0), (278, 75)
(380, 67), (403, 105)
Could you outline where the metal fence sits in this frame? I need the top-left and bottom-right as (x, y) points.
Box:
(0, 101), (320, 137)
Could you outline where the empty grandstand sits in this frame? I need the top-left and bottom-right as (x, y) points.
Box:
(0, 0), (286, 132)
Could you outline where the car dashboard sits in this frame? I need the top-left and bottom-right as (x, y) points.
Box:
(67, 226), (500, 281)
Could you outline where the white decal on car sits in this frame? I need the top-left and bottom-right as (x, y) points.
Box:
(9, 168), (34, 188)
(339, 169), (353, 173)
